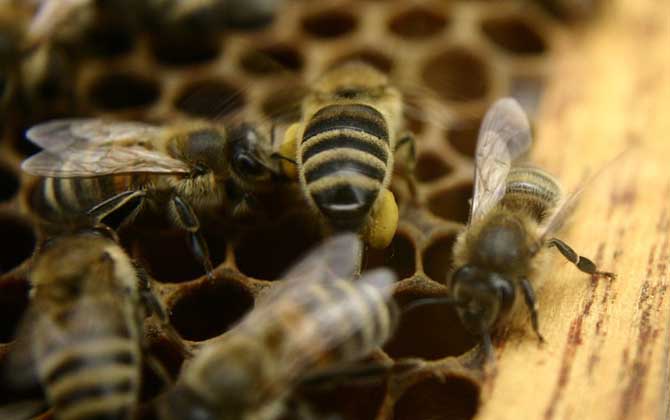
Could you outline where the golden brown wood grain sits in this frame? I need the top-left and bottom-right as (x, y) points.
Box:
(476, 1), (670, 419)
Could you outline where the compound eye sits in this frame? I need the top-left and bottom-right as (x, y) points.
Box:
(233, 152), (265, 178)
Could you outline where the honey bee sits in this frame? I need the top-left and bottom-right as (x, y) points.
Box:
(448, 97), (615, 358)
(279, 61), (416, 249)
(2, 228), (178, 420)
(21, 118), (283, 275)
(159, 233), (399, 420)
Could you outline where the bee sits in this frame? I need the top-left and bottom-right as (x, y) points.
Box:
(159, 233), (399, 420)
(448, 97), (615, 358)
(21, 118), (283, 275)
(2, 228), (178, 420)
(279, 61), (416, 249)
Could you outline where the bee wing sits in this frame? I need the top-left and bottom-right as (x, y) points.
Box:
(22, 119), (191, 177)
(470, 98), (532, 224)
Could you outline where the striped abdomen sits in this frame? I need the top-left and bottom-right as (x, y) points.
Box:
(253, 278), (398, 372)
(29, 175), (142, 227)
(501, 165), (561, 223)
(299, 104), (391, 230)
(38, 332), (140, 420)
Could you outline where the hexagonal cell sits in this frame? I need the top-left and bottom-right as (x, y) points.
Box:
(446, 117), (482, 158)
(427, 183), (472, 224)
(175, 78), (245, 119)
(301, 9), (358, 39)
(239, 44), (304, 76)
(0, 278), (29, 343)
(388, 6), (449, 39)
(0, 165), (18, 202)
(363, 232), (416, 280)
(481, 16), (547, 55)
(148, 30), (221, 66)
(300, 380), (386, 420)
(332, 49), (394, 74)
(415, 152), (452, 183)
(169, 279), (254, 341)
(422, 47), (490, 102)
(133, 231), (227, 283)
(88, 72), (160, 111)
(393, 375), (479, 420)
(423, 234), (457, 284)
(384, 291), (477, 360)
(0, 216), (35, 275)
(235, 214), (322, 281)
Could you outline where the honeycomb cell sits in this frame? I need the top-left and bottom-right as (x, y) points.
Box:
(300, 380), (386, 420)
(0, 216), (35, 275)
(301, 9), (358, 39)
(363, 232), (416, 280)
(388, 6), (449, 39)
(446, 117), (482, 158)
(175, 79), (245, 119)
(149, 31), (221, 66)
(481, 16), (547, 55)
(235, 214), (321, 280)
(384, 292), (477, 360)
(0, 278), (29, 343)
(260, 84), (307, 122)
(427, 183), (472, 224)
(169, 279), (254, 341)
(0, 165), (18, 202)
(134, 231), (227, 283)
(239, 44), (304, 76)
(415, 152), (452, 183)
(422, 48), (490, 102)
(393, 375), (479, 420)
(333, 49), (394, 73)
(423, 234), (457, 284)
(88, 72), (160, 111)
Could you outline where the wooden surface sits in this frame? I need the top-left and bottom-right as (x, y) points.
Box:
(476, 1), (670, 420)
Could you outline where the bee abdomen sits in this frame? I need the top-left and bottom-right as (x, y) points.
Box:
(289, 280), (396, 365)
(41, 337), (138, 420)
(29, 175), (135, 226)
(300, 104), (391, 230)
(502, 165), (561, 222)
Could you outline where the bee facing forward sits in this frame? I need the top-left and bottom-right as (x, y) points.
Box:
(449, 98), (615, 357)
(2, 229), (174, 420)
(279, 61), (415, 249)
(21, 119), (282, 275)
(160, 234), (399, 420)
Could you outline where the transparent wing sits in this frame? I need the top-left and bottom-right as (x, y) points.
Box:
(22, 119), (190, 177)
(26, 0), (93, 46)
(470, 98), (532, 224)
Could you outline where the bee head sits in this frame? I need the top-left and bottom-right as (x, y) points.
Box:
(448, 265), (516, 336)
(227, 123), (276, 182)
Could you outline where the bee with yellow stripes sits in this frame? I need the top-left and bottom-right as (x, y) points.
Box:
(1, 228), (183, 420)
(160, 233), (399, 420)
(279, 61), (416, 249)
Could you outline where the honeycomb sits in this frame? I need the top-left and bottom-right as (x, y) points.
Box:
(0, 0), (569, 418)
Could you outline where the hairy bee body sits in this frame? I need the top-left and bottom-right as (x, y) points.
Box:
(282, 62), (408, 248)
(27, 233), (145, 420)
(162, 234), (398, 420)
(448, 98), (615, 358)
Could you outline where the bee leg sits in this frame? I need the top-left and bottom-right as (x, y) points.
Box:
(169, 195), (215, 279)
(144, 354), (175, 390)
(87, 190), (146, 224)
(520, 278), (545, 343)
(481, 332), (495, 363)
(395, 132), (418, 202)
(547, 238), (616, 278)
(362, 188), (399, 249)
(273, 122), (301, 180)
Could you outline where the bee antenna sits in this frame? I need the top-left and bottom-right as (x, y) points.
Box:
(402, 296), (463, 315)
